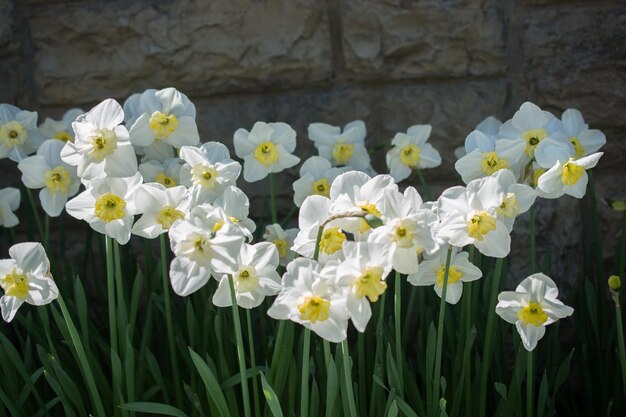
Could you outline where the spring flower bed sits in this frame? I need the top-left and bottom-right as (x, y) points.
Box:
(0, 90), (624, 417)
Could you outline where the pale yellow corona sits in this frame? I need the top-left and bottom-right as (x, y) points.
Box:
(561, 159), (584, 185)
(569, 137), (585, 159)
(149, 111), (179, 139)
(354, 267), (386, 302)
(399, 144), (420, 168)
(235, 267), (260, 293)
(436, 266), (463, 288)
(54, 131), (72, 142)
(254, 142), (279, 166)
(496, 192), (519, 219)
(532, 168), (546, 187)
(467, 211), (496, 241)
(155, 206), (184, 230)
(94, 193), (126, 222)
(191, 164), (218, 189)
(332, 143), (354, 165)
(521, 128), (547, 156)
(272, 239), (288, 258)
(357, 202), (382, 233)
(44, 166), (72, 194)
(0, 121), (27, 147)
(312, 178), (330, 198)
(481, 152), (508, 175)
(319, 227), (346, 255)
(298, 295), (330, 323)
(517, 302), (548, 326)
(155, 172), (177, 188)
(88, 128), (117, 160)
(2, 269), (29, 300)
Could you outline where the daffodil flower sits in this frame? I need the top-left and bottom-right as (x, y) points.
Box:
(126, 87), (200, 150)
(234, 121), (300, 182)
(0, 242), (58, 322)
(212, 242), (282, 309)
(263, 223), (298, 266)
(60, 99), (138, 180)
(139, 157), (184, 188)
(0, 187), (21, 228)
(18, 140), (80, 217)
(335, 242), (393, 332)
(209, 186), (256, 240)
(292, 156), (348, 207)
(407, 246), (482, 304)
(0, 103), (44, 161)
(39, 108), (83, 142)
(307, 120), (371, 170)
(386, 124), (442, 182)
(179, 142), (241, 204)
(561, 108), (606, 159)
(132, 183), (189, 239)
(485, 169), (536, 232)
(65, 172), (142, 244)
(268, 258), (349, 343)
(495, 273), (573, 351)
(168, 217), (244, 297)
(454, 116), (502, 159)
(534, 140), (603, 199)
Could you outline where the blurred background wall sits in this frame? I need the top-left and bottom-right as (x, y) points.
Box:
(1, 0), (625, 285)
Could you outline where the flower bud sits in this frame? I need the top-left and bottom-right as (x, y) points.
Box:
(606, 198), (626, 212)
(608, 275), (621, 291)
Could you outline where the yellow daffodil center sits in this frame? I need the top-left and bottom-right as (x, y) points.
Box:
(191, 164), (218, 189)
(467, 211), (496, 241)
(0, 121), (27, 147)
(319, 227), (346, 255)
(312, 178), (330, 198)
(518, 302), (548, 326)
(155, 172), (177, 188)
(561, 159), (585, 185)
(354, 267), (387, 302)
(521, 128), (547, 156)
(155, 206), (184, 230)
(481, 152), (508, 175)
(254, 142), (279, 166)
(89, 128), (117, 160)
(54, 130), (72, 142)
(569, 137), (584, 159)
(44, 166), (72, 194)
(149, 111), (179, 139)
(393, 220), (415, 248)
(1, 269), (29, 299)
(298, 295), (330, 323)
(532, 168), (546, 187)
(332, 143), (354, 165)
(496, 192), (519, 219)
(94, 193), (126, 223)
(235, 267), (259, 293)
(212, 217), (239, 233)
(272, 239), (288, 258)
(357, 202), (382, 233)
(436, 266), (463, 288)
(399, 144), (420, 168)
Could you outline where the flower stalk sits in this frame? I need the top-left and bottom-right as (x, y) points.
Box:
(432, 245), (453, 416)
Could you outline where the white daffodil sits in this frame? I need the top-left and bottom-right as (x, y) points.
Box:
(0, 242), (58, 322)
(308, 120), (371, 170)
(369, 187), (438, 274)
(0, 187), (21, 228)
(132, 183), (189, 239)
(213, 242), (282, 309)
(18, 140), (80, 217)
(455, 129), (525, 184)
(0, 104), (44, 161)
(437, 176), (510, 258)
(168, 217), (243, 297)
(386, 124), (442, 182)
(65, 173), (142, 244)
(292, 195), (346, 264)
(268, 258), (348, 343)
(39, 108), (83, 143)
(496, 273), (573, 351)
(490, 169), (536, 231)
(60, 99), (137, 180)
(179, 142), (241, 204)
(234, 121), (300, 182)
(139, 157), (184, 188)
(335, 242), (393, 332)
(498, 102), (566, 161)
(407, 247), (482, 304)
(211, 186), (256, 240)
(454, 116), (502, 159)
(127, 87), (200, 150)
(263, 223), (298, 266)
(330, 171), (398, 237)
(535, 140), (603, 199)
(561, 109), (606, 159)
(292, 156), (348, 207)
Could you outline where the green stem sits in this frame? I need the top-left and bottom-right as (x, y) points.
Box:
(529, 205), (536, 273)
(269, 321), (286, 381)
(432, 246), (453, 415)
(227, 274), (252, 417)
(246, 309), (261, 417)
(105, 237), (118, 358)
(615, 304), (626, 402)
(394, 270), (404, 395)
(478, 257), (505, 417)
(341, 340), (358, 417)
(160, 235), (182, 406)
(464, 245), (475, 416)
(416, 169), (433, 201)
(269, 173), (278, 224)
(44, 215), (50, 252)
(301, 329), (311, 417)
(113, 241), (128, 350)
(617, 211), (626, 278)
(25, 188), (46, 249)
(527, 350), (533, 417)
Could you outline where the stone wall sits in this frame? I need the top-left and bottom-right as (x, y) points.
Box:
(1, 0), (625, 286)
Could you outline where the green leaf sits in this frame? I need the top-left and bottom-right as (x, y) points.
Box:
(325, 357), (339, 417)
(260, 372), (284, 417)
(188, 347), (231, 417)
(553, 349), (574, 393)
(119, 402), (189, 417)
(537, 371), (549, 417)
(494, 382), (507, 400)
